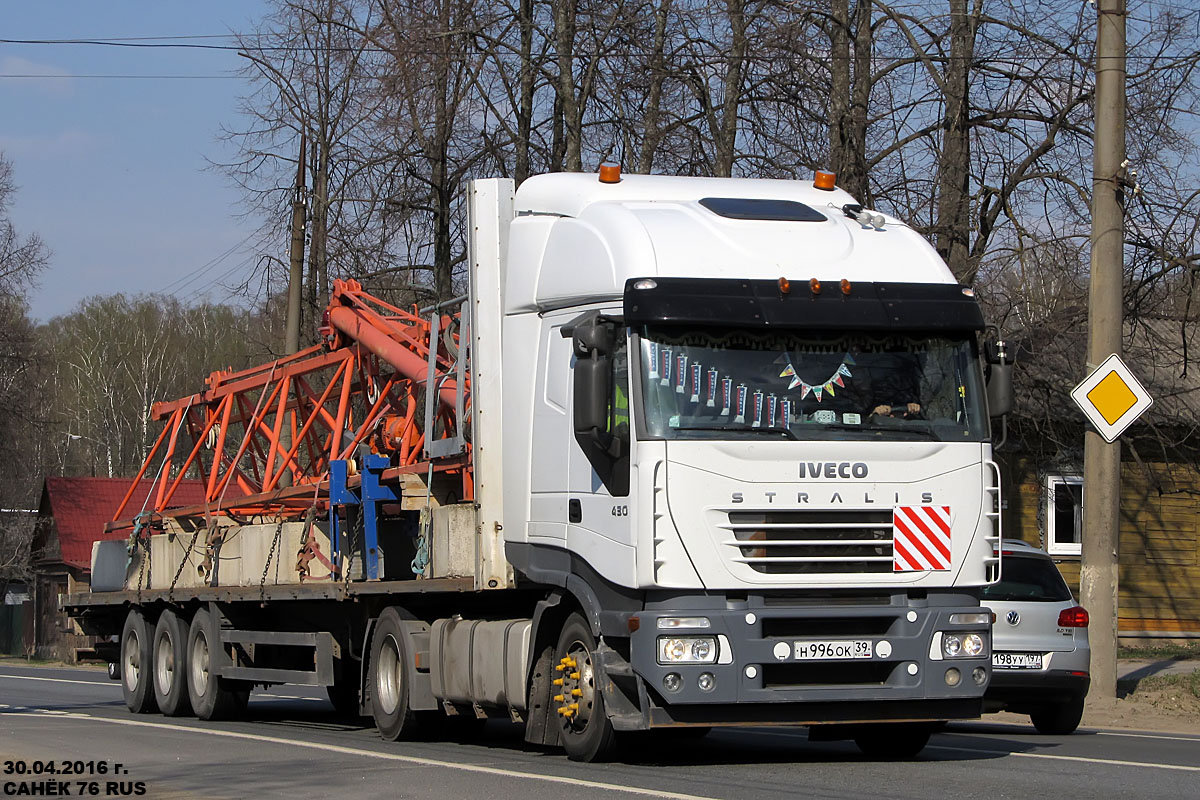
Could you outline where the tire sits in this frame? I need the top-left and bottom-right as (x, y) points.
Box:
(107, 660), (120, 681)
(186, 608), (249, 721)
(554, 612), (617, 763)
(853, 723), (933, 759)
(1030, 695), (1085, 735)
(120, 608), (159, 714)
(369, 607), (419, 740)
(152, 610), (193, 717)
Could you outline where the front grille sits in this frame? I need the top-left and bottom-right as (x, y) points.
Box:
(723, 510), (894, 575)
(762, 616), (896, 638)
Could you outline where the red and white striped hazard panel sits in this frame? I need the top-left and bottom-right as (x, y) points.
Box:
(892, 506), (952, 571)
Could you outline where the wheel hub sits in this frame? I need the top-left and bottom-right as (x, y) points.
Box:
(554, 643), (595, 729)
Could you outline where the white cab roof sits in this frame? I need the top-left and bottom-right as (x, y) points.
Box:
(505, 172), (957, 314)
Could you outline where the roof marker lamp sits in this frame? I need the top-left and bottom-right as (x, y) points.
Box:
(814, 170), (837, 190)
(809, 278), (822, 295)
(778, 277), (791, 295)
(632, 279), (657, 290)
(840, 278), (852, 296)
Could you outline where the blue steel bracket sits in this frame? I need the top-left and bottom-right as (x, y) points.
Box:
(328, 455), (399, 581)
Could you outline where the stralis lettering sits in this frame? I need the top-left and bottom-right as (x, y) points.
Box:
(731, 491), (934, 505)
(799, 462), (868, 479)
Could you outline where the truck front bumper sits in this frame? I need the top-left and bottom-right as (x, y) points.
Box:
(613, 593), (989, 728)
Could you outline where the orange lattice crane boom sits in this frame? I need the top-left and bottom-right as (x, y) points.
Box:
(110, 279), (472, 530)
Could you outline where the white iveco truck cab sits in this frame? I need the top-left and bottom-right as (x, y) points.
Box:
(487, 168), (1008, 759)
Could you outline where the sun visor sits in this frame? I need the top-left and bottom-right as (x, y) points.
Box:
(623, 278), (984, 331)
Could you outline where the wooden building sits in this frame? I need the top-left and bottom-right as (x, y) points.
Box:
(32, 477), (210, 661)
(1002, 457), (1200, 640)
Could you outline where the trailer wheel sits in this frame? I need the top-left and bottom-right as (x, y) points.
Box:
(369, 607), (419, 740)
(186, 608), (248, 720)
(121, 609), (159, 714)
(554, 612), (617, 762)
(152, 610), (193, 716)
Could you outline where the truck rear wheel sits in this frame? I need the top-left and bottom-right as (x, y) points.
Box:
(554, 612), (617, 762)
(369, 607), (419, 740)
(120, 608), (159, 714)
(186, 608), (248, 720)
(152, 609), (193, 717)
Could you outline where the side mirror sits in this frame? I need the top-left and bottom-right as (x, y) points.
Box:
(572, 317), (613, 437)
(984, 340), (1014, 418)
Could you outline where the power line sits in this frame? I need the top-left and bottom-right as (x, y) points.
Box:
(159, 231), (258, 295)
(0, 73), (238, 79)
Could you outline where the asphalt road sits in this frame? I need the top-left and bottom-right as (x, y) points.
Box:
(3, 664), (1199, 799)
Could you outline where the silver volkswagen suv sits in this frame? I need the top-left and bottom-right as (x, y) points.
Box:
(981, 540), (1091, 734)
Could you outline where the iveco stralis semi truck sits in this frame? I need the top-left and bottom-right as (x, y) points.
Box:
(66, 168), (1010, 762)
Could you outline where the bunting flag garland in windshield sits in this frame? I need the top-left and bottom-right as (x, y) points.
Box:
(779, 355), (854, 403)
(706, 368), (718, 407)
(660, 348), (672, 385)
(721, 377), (733, 416)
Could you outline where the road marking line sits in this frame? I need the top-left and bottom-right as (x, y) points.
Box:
(926, 744), (1200, 772)
(0, 673), (115, 688)
(1096, 731), (1200, 743)
(0, 711), (719, 800)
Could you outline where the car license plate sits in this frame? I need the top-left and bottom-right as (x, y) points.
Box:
(992, 651), (1043, 669)
(793, 639), (873, 660)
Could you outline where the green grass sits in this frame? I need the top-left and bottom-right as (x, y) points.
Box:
(1118, 641), (1200, 660)
(1134, 669), (1200, 699)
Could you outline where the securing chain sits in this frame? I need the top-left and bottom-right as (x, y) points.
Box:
(168, 527), (202, 602)
(295, 505), (318, 582)
(344, 503), (364, 583)
(260, 514), (284, 604)
(410, 459), (435, 578)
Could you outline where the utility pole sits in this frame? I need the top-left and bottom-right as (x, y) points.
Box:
(281, 134), (307, 490)
(286, 133), (308, 355)
(1081, 0), (1126, 702)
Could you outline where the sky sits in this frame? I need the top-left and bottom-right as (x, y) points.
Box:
(0, 2), (272, 321)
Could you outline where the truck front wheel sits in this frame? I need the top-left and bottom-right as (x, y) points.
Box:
(120, 608), (158, 714)
(369, 607), (419, 740)
(554, 612), (617, 762)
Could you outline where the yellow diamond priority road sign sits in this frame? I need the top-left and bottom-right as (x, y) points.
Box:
(1070, 354), (1153, 443)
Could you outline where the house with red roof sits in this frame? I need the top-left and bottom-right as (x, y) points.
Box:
(32, 477), (212, 661)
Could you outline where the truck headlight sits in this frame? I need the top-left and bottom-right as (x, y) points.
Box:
(939, 632), (985, 659)
(658, 636), (719, 665)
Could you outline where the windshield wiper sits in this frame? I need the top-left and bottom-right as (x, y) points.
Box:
(672, 425), (797, 440)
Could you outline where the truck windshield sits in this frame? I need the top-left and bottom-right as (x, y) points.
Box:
(635, 327), (987, 442)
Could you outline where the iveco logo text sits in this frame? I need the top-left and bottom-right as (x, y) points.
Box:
(799, 462), (868, 479)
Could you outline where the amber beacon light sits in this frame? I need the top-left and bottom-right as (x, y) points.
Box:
(814, 170), (837, 190)
(599, 163), (622, 183)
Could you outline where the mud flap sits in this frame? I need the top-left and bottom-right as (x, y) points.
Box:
(592, 642), (649, 732)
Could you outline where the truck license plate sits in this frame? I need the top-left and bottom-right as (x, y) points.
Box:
(793, 640), (873, 660)
(992, 652), (1043, 669)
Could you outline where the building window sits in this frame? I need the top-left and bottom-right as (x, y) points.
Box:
(1045, 475), (1083, 556)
